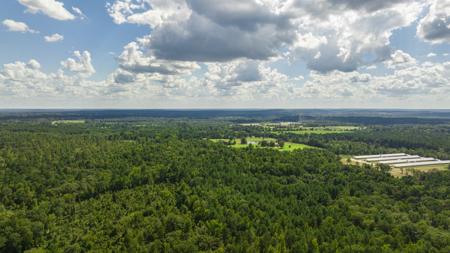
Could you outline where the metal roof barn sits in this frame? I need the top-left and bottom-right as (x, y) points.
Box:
(392, 160), (450, 168)
(353, 153), (406, 159)
(379, 158), (436, 164)
(365, 155), (420, 162)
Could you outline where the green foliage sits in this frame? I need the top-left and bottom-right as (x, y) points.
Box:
(0, 121), (449, 252)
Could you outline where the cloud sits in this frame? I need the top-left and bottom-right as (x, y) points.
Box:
(2, 0), (449, 107)
(186, 0), (291, 32)
(149, 1), (294, 62)
(1, 59), (43, 80)
(203, 61), (264, 93)
(1, 55), (449, 107)
(108, 0), (295, 62)
(117, 36), (199, 77)
(375, 61), (450, 97)
(417, 0), (450, 44)
(288, 0), (423, 72)
(18, 0), (75, 20)
(150, 13), (294, 62)
(0, 59), (53, 97)
(427, 53), (437, 58)
(44, 33), (63, 42)
(385, 50), (417, 69)
(202, 60), (300, 98)
(290, 0), (411, 16)
(108, 0), (426, 73)
(0, 67), (81, 99)
(299, 60), (450, 99)
(61, 51), (95, 77)
(2, 19), (38, 33)
(299, 71), (371, 99)
(112, 69), (136, 84)
(0, 53), (104, 99)
(72, 7), (87, 20)
(233, 61), (263, 82)
(106, 0), (190, 27)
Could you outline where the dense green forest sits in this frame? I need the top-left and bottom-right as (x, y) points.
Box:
(0, 120), (449, 252)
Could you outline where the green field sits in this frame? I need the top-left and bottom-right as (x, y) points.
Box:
(271, 126), (360, 135)
(51, 120), (86, 125)
(210, 137), (315, 151)
(280, 142), (314, 151)
(239, 122), (360, 135)
(390, 164), (449, 177)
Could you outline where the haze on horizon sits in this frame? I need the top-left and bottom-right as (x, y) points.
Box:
(0, 0), (449, 109)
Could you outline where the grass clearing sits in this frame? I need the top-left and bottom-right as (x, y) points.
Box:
(281, 142), (314, 151)
(272, 126), (361, 135)
(51, 120), (86, 125)
(281, 129), (348, 135)
(210, 137), (315, 151)
(390, 164), (448, 177)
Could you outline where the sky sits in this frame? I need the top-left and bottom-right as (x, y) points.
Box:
(0, 0), (449, 109)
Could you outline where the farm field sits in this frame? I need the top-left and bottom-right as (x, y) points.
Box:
(210, 137), (315, 151)
(51, 120), (86, 125)
(271, 126), (361, 135)
(390, 164), (449, 177)
(340, 155), (449, 177)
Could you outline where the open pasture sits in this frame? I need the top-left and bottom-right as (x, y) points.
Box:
(390, 164), (449, 177)
(51, 120), (86, 125)
(271, 125), (360, 135)
(210, 137), (315, 151)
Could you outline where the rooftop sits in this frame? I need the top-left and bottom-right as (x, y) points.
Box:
(352, 153), (450, 169)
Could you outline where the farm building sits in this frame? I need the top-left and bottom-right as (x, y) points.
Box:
(351, 153), (450, 170)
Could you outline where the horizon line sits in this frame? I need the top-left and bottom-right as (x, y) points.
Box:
(0, 108), (450, 111)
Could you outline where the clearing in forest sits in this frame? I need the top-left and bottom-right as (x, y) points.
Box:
(341, 155), (449, 177)
(210, 137), (315, 151)
(273, 126), (360, 135)
(52, 120), (86, 125)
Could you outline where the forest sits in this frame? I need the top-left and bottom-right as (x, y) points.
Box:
(0, 112), (449, 252)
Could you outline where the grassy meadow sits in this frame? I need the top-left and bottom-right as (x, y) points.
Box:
(272, 126), (361, 135)
(210, 137), (315, 151)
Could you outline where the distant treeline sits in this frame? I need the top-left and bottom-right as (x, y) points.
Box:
(322, 116), (450, 125)
(1, 109), (450, 125)
(0, 109), (292, 121)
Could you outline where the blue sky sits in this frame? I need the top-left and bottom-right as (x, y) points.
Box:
(0, 0), (149, 78)
(0, 0), (449, 108)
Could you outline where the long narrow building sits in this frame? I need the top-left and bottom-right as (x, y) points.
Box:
(379, 158), (436, 164)
(351, 153), (450, 169)
(392, 160), (450, 168)
(353, 153), (406, 159)
(365, 155), (420, 162)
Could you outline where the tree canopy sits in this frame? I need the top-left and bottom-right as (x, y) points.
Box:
(0, 121), (449, 252)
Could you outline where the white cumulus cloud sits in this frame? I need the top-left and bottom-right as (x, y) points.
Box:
(1, 0), (449, 108)
(18, 0), (75, 20)
(417, 0), (450, 44)
(44, 33), (63, 42)
(2, 19), (38, 33)
(61, 51), (96, 77)
(117, 36), (200, 77)
(385, 50), (417, 69)
(107, 0), (427, 73)
(71, 7), (87, 20)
